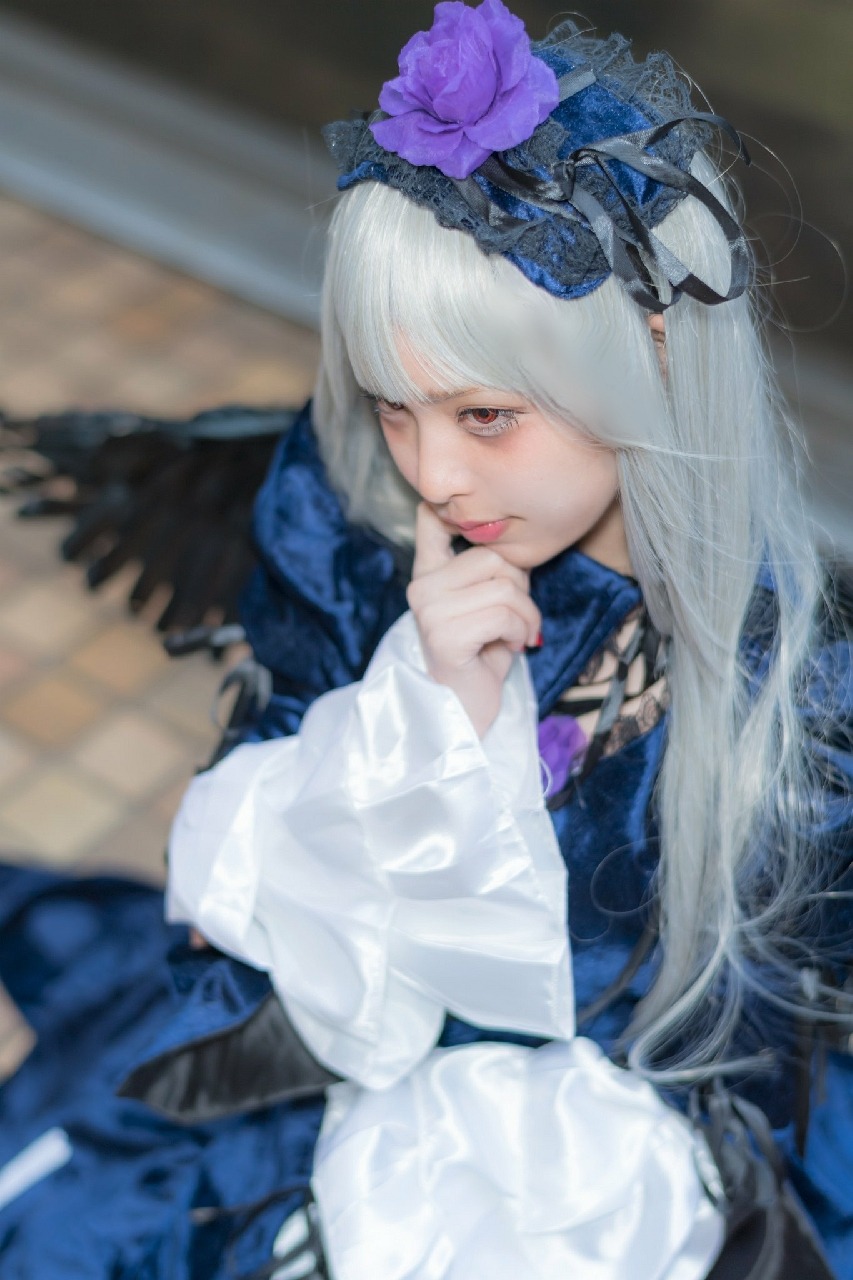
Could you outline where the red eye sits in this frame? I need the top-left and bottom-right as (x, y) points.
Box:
(469, 408), (499, 425)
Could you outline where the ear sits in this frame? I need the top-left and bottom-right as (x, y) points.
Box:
(647, 313), (666, 343)
(647, 313), (667, 378)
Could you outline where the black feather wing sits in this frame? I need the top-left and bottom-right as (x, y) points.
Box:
(1, 403), (298, 631)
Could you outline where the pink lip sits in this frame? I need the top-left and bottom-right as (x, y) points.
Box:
(455, 518), (510, 543)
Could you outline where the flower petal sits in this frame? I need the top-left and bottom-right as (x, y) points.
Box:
(465, 56), (559, 151)
(438, 132), (493, 179)
(464, 94), (538, 151)
(371, 111), (479, 175)
(525, 50), (562, 116)
(477, 0), (530, 91)
(428, 30), (499, 123)
(465, 90), (539, 150)
(397, 27), (431, 76)
(430, 1), (473, 41)
(373, 0), (554, 173)
(378, 75), (426, 116)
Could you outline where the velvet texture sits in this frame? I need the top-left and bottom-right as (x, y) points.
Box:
(0, 400), (851, 1278)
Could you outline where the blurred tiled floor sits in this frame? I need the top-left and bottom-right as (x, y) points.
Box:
(0, 191), (319, 872)
(0, 191), (319, 1069)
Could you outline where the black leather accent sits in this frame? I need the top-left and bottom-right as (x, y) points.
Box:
(117, 990), (340, 1124)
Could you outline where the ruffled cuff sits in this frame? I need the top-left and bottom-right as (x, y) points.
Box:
(166, 612), (574, 1089)
(312, 1039), (725, 1279)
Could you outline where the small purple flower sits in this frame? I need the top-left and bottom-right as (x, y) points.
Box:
(371, 0), (559, 180)
(538, 714), (587, 797)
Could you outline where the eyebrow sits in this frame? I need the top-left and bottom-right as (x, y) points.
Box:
(362, 386), (498, 406)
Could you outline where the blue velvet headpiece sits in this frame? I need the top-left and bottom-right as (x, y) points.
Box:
(323, 18), (752, 312)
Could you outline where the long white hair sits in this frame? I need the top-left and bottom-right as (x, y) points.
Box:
(312, 153), (846, 1078)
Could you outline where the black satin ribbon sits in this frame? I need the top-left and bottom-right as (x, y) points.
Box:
(192, 1182), (330, 1280)
(457, 110), (752, 310)
(691, 1083), (837, 1279)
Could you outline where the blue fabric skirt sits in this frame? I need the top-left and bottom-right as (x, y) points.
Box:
(0, 863), (324, 1279)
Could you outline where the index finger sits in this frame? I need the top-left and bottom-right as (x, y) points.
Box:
(412, 501), (455, 578)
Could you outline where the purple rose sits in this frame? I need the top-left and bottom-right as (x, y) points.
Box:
(371, 0), (559, 180)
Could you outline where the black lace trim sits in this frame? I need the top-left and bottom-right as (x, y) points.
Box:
(545, 605), (668, 810)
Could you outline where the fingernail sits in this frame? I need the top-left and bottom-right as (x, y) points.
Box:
(535, 630), (543, 647)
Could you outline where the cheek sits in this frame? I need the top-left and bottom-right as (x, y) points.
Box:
(522, 439), (620, 544)
(380, 424), (416, 485)
(574, 448), (619, 511)
(534, 436), (618, 510)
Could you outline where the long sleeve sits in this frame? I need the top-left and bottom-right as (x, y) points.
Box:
(167, 611), (575, 1090)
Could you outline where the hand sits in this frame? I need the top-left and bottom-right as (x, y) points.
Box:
(407, 502), (541, 737)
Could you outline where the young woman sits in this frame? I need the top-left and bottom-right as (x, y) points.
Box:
(0, 5), (851, 1278)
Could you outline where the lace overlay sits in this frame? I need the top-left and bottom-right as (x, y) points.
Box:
(557, 605), (669, 758)
(540, 605), (668, 804)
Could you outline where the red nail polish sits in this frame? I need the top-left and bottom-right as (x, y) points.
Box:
(535, 630), (543, 648)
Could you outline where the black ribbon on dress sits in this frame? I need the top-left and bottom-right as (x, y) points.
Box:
(691, 1083), (836, 1279)
(192, 1182), (330, 1280)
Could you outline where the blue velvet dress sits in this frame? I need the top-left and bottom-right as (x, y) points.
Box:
(0, 401), (851, 1278)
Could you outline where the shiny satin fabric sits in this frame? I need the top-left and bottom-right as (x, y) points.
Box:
(0, 400), (851, 1277)
(313, 1039), (724, 1280)
(167, 611), (575, 1090)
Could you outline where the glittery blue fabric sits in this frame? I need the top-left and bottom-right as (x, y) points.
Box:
(0, 401), (850, 1277)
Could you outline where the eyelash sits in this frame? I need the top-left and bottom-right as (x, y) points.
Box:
(458, 407), (521, 437)
(367, 396), (521, 439)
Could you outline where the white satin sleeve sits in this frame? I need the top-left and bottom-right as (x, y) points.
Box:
(312, 1039), (725, 1280)
(166, 611), (574, 1089)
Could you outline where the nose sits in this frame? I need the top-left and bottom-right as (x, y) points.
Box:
(414, 417), (473, 507)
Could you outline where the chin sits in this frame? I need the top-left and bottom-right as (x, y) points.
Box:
(499, 541), (561, 571)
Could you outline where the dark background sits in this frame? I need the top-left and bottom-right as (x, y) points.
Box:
(1, 0), (849, 360)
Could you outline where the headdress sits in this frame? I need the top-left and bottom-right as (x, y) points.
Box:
(323, 1), (752, 312)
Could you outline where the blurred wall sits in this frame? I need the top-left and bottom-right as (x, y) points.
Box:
(1, 0), (849, 360)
